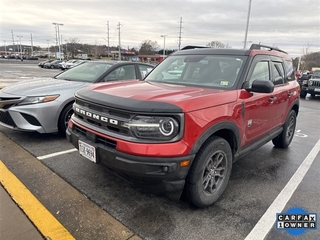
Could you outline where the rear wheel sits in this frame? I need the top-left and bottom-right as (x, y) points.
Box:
(272, 110), (296, 148)
(58, 103), (74, 135)
(186, 136), (232, 208)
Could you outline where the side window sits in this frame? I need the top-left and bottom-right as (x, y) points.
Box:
(272, 62), (285, 85)
(138, 65), (154, 79)
(248, 61), (270, 86)
(104, 65), (136, 81)
(121, 65), (136, 80)
(284, 60), (295, 81)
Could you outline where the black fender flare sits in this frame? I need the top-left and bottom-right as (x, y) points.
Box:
(189, 121), (241, 158)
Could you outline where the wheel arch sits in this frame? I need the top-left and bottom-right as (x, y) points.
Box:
(189, 121), (240, 162)
(57, 101), (75, 132)
(291, 101), (299, 117)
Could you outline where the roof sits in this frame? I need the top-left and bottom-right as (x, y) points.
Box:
(172, 44), (292, 60)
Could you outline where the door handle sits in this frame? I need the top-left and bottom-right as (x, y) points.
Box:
(269, 97), (277, 102)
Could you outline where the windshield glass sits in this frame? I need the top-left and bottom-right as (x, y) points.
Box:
(55, 62), (114, 82)
(145, 55), (246, 89)
(312, 71), (320, 78)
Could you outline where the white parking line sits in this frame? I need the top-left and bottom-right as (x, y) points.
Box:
(245, 138), (320, 240)
(37, 148), (77, 160)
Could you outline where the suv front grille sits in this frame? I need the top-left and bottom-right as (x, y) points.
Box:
(74, 99), (133, 138)
(311, 80), (320, 87)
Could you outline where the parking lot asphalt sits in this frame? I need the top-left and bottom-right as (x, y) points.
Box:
(0, 131), (141, 240)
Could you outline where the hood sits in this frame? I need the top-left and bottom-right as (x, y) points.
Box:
(1, 78), (87, 96)
(79, 81), (237, 112)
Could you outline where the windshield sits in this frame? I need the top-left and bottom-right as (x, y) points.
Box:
(312, 71), (320, 78)
(145, 55), (246, 89)
(55, 62), (114, 82)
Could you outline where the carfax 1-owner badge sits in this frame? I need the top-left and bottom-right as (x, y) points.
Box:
(276, 207), (318, 236)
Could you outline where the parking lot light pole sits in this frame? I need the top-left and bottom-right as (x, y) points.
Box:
(160, 35), (167, 59)
(16, 36), (23, 60)
(243, 0), (252, 49)
(3, 40), (7, 58)
(52, 22), (64, 60)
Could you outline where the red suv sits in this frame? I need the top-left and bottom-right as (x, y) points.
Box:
(66, 44), (300, 208)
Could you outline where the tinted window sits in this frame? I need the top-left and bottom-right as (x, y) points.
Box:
(284, 60), (295, 81)
(272, 62), (285, 85)
(248, 61), (270, 86)
(138, 64), (154, 79)
(104, 64), (136, 81)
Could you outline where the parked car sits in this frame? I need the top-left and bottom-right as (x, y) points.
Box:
(66, 59), (88, 69)
(59, 59), (77, 70)
(27, 56), (39, 60)
(43, 60), (64, 69)
(0, 61), (154, 134)
(299, 70), (320, 98)
(66, 44), (300, 208)
(38, 60), (54, 68)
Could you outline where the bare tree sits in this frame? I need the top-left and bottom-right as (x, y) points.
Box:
(300, 43), (313, 72)
(67, 38), (81, 58)
(206, 41), (231, 48)
(139, 40), (160, 55)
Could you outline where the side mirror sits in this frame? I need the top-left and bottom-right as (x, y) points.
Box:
(244, 79), (274, 93)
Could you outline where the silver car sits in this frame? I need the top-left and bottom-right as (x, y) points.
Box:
(0, 61), (154, 134)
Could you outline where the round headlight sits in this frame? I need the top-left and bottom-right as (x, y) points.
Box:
(159, 119), (175, 136)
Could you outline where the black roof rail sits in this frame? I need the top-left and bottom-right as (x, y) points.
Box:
(181, 45), (208, 50)
(249, 44), (287, 54)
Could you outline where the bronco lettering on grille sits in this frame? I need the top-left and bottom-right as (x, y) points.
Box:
(75, 107), (119, 125)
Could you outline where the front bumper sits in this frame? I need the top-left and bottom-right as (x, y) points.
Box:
(0, 101), (61, 133)
(301, 85), (320, 95)
(66, 123), (195, 199)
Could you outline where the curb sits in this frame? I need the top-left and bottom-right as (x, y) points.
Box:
(0, 161), (75, 240)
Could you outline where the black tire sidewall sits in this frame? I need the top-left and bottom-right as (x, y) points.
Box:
(273, 110), (296, 148)
(283, 110), (296, 146)
(58, 103), (73, 134)
(187, 136), (232, 208)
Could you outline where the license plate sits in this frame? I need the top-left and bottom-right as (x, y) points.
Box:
(79, 140), (96, 163)
(314, 88), (320, 92)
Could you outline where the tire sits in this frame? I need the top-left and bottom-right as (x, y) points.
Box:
(300, 90), (307, 98)
(272, 110), (296, 148)
(186, 136), (232, 208)
(51, 65), (55, 69)
(58, 103), (74, 135)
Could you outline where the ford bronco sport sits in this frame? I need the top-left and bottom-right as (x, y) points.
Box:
(66, 44), (300, 208)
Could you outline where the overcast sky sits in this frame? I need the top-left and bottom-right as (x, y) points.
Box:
(0, 0), (319, 57)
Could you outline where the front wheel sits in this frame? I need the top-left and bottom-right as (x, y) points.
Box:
(58, 103), (74, 135)
(272, 110), (296, 148)
(186, 136), (232, 208)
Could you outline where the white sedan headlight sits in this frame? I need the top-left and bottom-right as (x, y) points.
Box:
(18, 95), (60, 105)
